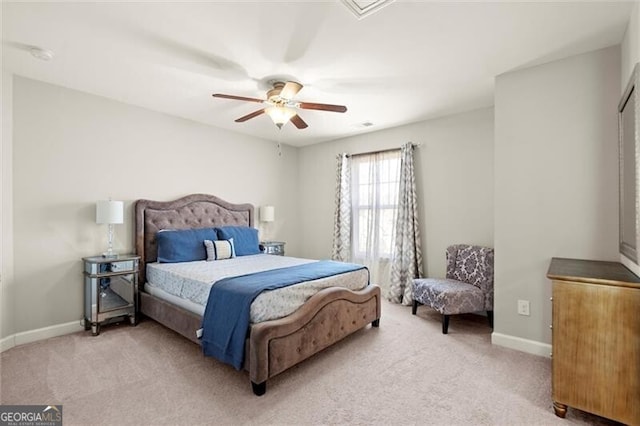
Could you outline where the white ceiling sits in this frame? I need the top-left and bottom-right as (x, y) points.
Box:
(1, 1), (635, 147)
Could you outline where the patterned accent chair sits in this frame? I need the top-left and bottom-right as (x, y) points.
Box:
(412, 244), (494, 334)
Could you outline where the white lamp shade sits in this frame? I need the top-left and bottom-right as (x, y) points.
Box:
(265, 106), (296, 128)
(260, 206), (275, 222)
(96, 200), (124, 224)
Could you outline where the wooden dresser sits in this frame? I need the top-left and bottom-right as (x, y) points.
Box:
(547, 258), (640, 424)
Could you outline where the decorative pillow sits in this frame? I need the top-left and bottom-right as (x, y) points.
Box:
(215, 226), (261, 256)
(156, 228), (217, 263)
(204, 238), (236, 261)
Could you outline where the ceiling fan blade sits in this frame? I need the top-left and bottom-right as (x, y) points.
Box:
(280, 81), (303, 99)
(235, 109), (265, 122)
(213, 93), (265, 104)
(290, 114), (308, 129)
(298, 102), (347, 113)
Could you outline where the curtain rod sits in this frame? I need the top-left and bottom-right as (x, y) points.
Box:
(345, 142), (420, 158)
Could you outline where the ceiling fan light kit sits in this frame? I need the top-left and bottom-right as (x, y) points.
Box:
(212, 80), (347, 130)
(266, 106), (297, 129)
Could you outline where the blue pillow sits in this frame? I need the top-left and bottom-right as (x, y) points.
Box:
(216, 226), (261, 256)
(156, 228), (217, 263)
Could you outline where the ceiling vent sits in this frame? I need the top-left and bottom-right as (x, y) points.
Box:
(341, 0), (395, 20)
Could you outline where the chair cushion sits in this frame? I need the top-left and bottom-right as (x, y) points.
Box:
(413, 278), (485, 315)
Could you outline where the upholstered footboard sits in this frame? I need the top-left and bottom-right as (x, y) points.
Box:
(247, 284), (381, 395)
(140, 285), (381, 396)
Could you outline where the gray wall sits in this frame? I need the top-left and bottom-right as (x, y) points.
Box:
(1, 73), (14, 341)
(6, 76), (300, 335)
(297, 108), (495, 282)
(622, 2), (639, 92)
(493, 46), (620, 351)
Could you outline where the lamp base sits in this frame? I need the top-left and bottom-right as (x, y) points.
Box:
(101, 252), (119, 259)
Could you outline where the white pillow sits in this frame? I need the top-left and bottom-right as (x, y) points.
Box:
(204, 238), (236, 261)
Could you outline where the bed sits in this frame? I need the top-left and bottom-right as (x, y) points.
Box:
(135, 193), (381, 395)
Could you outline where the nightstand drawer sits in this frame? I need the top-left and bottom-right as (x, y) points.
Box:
(260, 241), (285, 256)
(266, 245), (284, 255)
(84, 258), (137, 275)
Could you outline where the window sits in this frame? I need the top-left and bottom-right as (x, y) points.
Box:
(351, 150), (401, 260)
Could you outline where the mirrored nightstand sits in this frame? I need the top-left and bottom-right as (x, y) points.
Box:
(260, 241), (285, 256)
(83, 254), (139, 336)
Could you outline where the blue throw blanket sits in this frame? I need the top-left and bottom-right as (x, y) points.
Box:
(200, 260), (368, 370)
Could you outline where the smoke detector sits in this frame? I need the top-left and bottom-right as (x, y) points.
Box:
(30, 47), (54, 61)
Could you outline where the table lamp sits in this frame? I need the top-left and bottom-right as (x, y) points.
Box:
(96, 200), (123, 258)
(260, 206), (275, 242)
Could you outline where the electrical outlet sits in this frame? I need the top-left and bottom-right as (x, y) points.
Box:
(517, 299), (530, 316)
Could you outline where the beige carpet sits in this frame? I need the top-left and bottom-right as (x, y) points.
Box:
(0, 300), (619, 425)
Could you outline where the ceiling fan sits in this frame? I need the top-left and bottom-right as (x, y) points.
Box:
(212, 81), (347, 129)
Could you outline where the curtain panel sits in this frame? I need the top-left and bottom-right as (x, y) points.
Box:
(331, 153), (351, 262)
(389, 142), (423, 305)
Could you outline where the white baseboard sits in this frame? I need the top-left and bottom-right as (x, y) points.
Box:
(620, 254), (640, 277)
(1, 320), (84, 352)
(0, 335), (15, 352)
(492, 332), (552, 358)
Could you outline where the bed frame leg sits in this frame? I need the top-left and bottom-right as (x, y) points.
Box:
(251, 381), (266, 396)
(371, 318), (380, 327)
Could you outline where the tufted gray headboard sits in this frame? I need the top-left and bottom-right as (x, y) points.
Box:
(135, 194), (254, 284)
